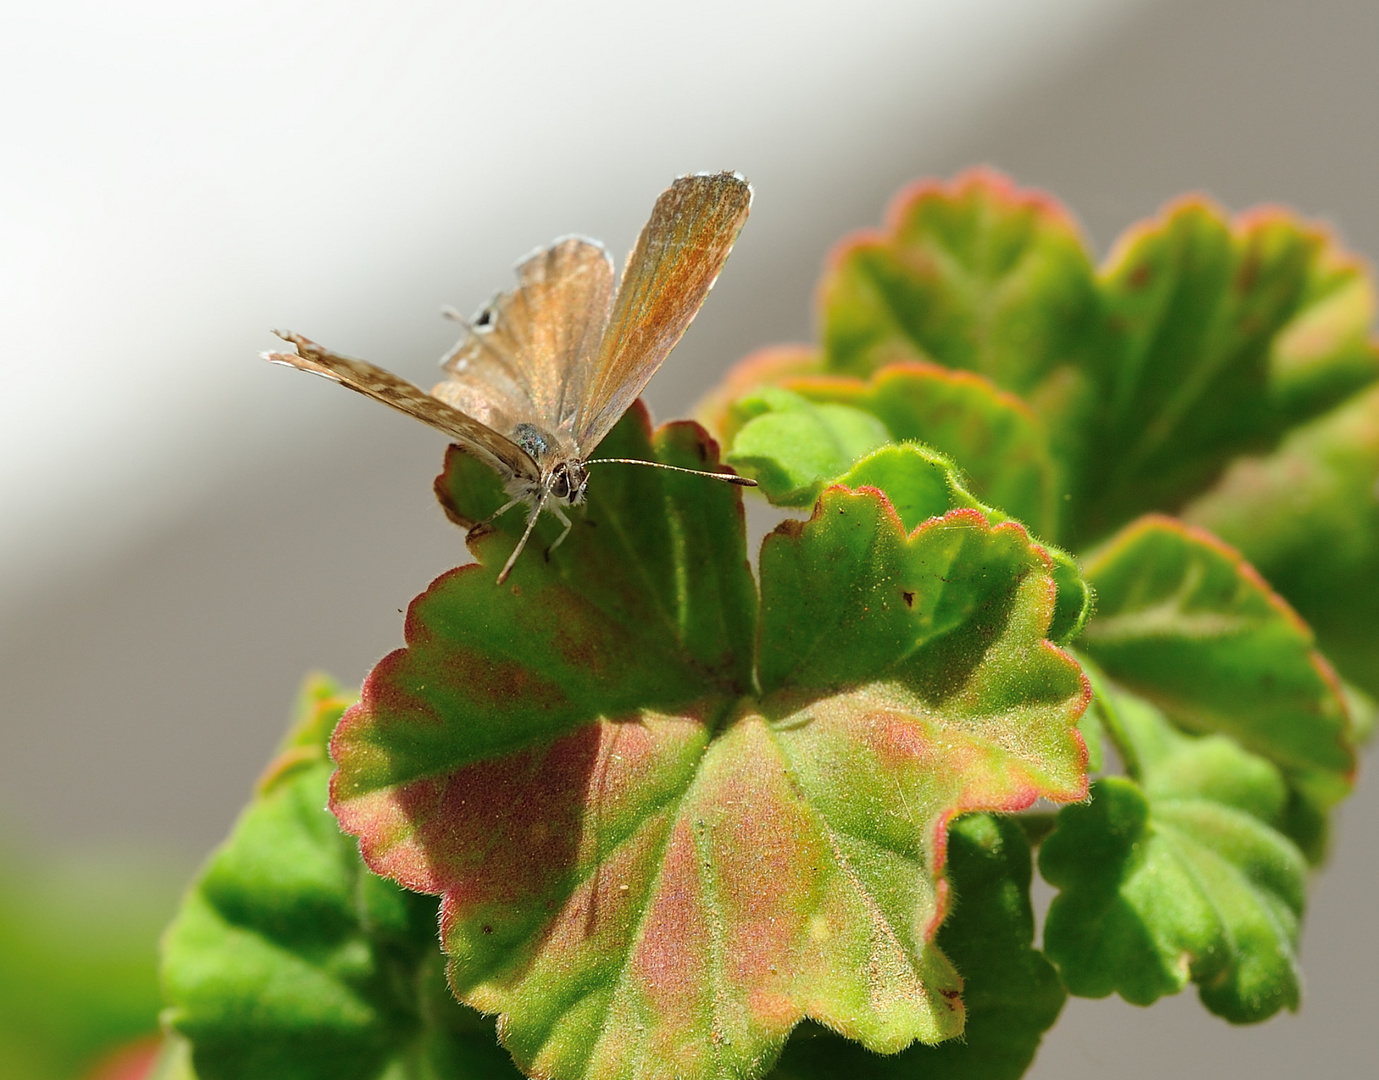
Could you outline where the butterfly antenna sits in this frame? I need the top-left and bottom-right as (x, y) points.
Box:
(496, 494), (548, 585)
(585, 458), (757, 486)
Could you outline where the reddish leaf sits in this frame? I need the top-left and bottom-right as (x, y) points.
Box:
(331, 441), (1090, 1080)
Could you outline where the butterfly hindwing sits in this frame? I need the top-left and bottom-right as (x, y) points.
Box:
(435, 237), (614, 447)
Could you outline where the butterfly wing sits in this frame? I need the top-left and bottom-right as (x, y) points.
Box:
(435, 237), (614, 445)
(574, 172), (752, 453)
(265, 331), (538, 482)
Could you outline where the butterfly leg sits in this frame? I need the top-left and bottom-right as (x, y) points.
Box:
(544, 505), (573, 562)
(496, 493), (548, 585)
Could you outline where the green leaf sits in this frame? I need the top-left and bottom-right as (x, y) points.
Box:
(720, 424), (1090, 648)
(1343, 681), (1378, 745)
(819, 169), (1102, 404)
(1078, 514), (1354, 807)
(0, 840), (178, 1080)
(1073, 200), (1378, 543)
(743, 362), (1060, 537)
(161, 676), (524, 1080)
(694, 344), (825, 445)
(835, 445), (1090, 646)
(1183, 383), (1379, 697)
(331, 420), (1091, 1080)
(768, 815), (1064, 1080)
(1040, 684), (1308, 1023)
(723, 386), (891, 505)
(433, 403), (757, 704)
(756, 488), (1086, 721)
(809, 170), (1379, 551)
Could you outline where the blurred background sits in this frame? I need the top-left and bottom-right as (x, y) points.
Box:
(2, 0), (1377, 1076)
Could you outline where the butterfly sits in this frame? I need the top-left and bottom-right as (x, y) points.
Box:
(265, 171), (756, 584)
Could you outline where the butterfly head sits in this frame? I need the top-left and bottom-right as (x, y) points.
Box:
(545, 458), (589, 506)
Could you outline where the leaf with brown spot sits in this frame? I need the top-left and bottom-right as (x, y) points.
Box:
(328, 430), (1091, 1080)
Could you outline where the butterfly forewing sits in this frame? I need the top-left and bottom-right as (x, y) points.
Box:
(266, 331), (538, 482)
(575, 172), (752, 452)
(435, 237), (614, 446)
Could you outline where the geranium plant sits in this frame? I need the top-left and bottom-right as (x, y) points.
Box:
(147, 170), (1377, 1080)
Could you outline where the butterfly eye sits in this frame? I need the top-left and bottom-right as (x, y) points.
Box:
(542, 460), (587, 504)
(546, 463), (570, 501)
(568, 463), (589, 504)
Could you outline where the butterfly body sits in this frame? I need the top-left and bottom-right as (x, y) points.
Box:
(267, 172), (754, 582)
(502, 424), (587, 502)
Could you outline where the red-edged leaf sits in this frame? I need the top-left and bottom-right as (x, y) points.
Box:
(330, 465), (1089, 1080)
(1079, 515), (1355, 807)
(769, 814), (1066, 1080)
(770, 363), (1060, 536)
(819, 169), (1102, 407)
(1074, 199), (1379, 542)
(1184, 383), (1379, 697)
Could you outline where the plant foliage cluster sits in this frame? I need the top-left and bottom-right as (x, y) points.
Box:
(139, 171), (1379, 1080)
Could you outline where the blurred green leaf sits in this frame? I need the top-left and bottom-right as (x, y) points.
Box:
(146, 1037), (196, 1080)
(1073, 200), (1378, 543)
(811, 171), (1379, 552)
(0, 839), (179, 1080)
(160, 676), (524, 1080)
(1184, 383), (1379, 696)
(820, 169), (1102, 405)
(1079, 515), (1354, 808)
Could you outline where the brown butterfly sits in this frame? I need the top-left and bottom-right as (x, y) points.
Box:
(266, 171), (756, 583)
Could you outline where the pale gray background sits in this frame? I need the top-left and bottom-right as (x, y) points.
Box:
(2, 1), (1377, 1076)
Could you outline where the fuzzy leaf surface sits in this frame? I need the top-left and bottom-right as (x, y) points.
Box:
(723, 428), (1088, 647)
(1079, 514), (1354, 807)
(1040, 683), (1307, 1022)
(1184, 383), (1379, 696)
(769, 814), (1064, 1080)
(331, 416), (1091, 1080)
(723, 386), (890, 505)
(832, 445), (1090, 645)
(161, 677), (522, 1080)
